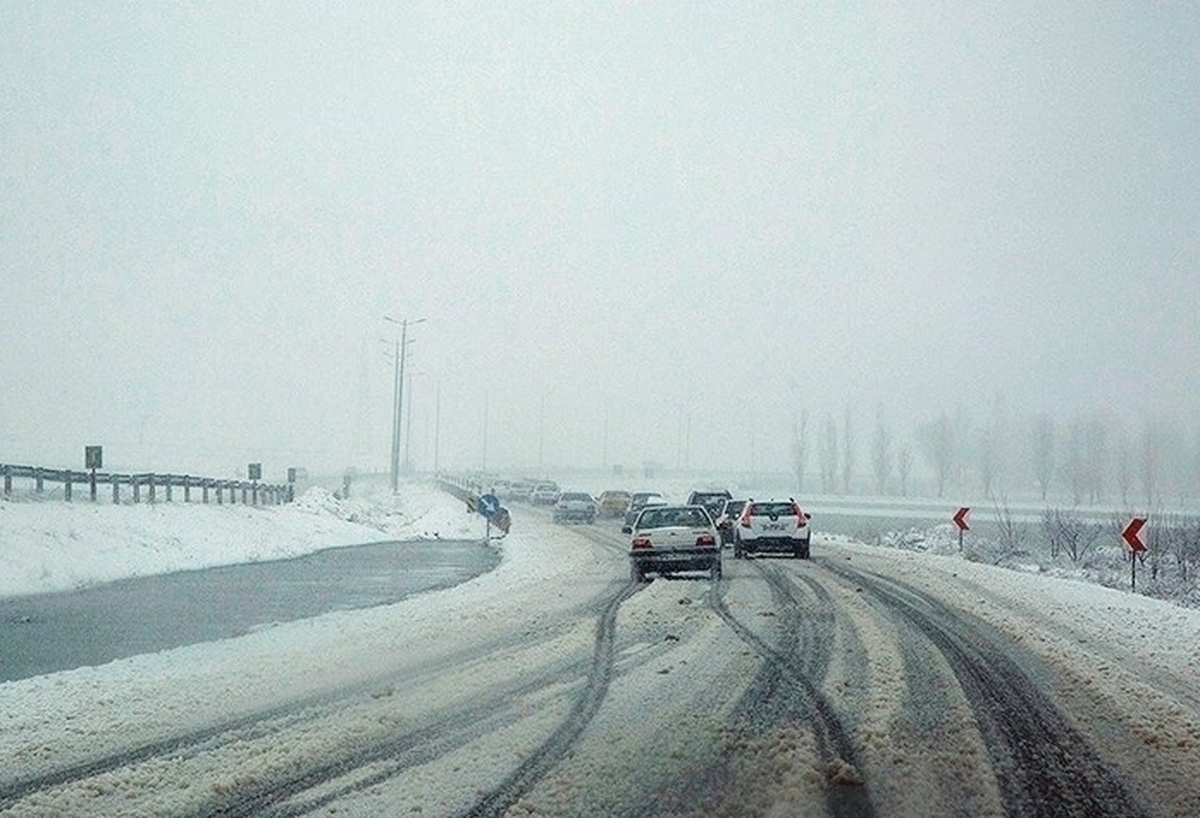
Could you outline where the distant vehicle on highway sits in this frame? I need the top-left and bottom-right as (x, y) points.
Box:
(714, 498), (747, 547)
(624, 504), (722, 582)
(733, 499), (812, 559)
(508, 480), (534, 503)
(595, 490), (632, 518)
(553, 492), (596, 524)
(529, 481), (561, 505)
(685, 489), (733, 522)
(624, 491), (666, 527)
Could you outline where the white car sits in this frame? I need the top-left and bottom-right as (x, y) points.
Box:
(624, 504), (722, 582)
(732, 499), (812, 559)
(553, 491), (596, 524)
(529, 481), (560, 505)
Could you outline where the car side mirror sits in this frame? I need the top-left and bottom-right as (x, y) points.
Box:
(805, 512), (812, 520)
(621, 525), (632, 534)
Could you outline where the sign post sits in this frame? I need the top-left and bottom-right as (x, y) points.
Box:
(474, 491), (509, 539)
(85, 446), (103, 502)
(952, 507), (970, 551)
(1122, 517), (1148, 589)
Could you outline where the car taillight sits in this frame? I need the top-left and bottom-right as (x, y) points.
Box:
(696, 533), (716, 546)
(792, 505), (807, 527)
(632, 536), (652, 549)
(739, 511), (752, 528)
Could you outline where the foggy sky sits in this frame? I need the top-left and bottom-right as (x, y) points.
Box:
(2, 2), (1197, 478)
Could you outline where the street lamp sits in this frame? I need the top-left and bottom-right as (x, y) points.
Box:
(384, 316), (425, 492)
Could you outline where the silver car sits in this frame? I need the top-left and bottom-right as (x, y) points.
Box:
(623, 504), (722, 582)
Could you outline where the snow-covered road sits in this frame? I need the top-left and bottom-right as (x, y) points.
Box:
(2, 494), (1199, 817)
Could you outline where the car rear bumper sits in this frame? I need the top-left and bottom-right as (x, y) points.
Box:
(740, 537), (807, 553)
(630, 548), (720, 573)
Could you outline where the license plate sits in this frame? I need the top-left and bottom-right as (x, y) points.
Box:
(762, 522), (784, 531)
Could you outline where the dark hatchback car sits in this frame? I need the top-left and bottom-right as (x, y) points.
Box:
(714, 498), (747, 546)
(685, 490), (733, 522)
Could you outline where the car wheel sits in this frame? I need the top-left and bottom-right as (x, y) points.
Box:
(630, 562), (645, 583)
(798, 539), (811, 560)
(710, 560), (722, 581)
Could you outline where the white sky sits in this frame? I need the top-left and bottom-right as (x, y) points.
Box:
(2, 2), (1198, 476)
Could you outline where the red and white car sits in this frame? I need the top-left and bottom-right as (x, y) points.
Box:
(732, 499), (812, 559)
(624, 504), (722, 582)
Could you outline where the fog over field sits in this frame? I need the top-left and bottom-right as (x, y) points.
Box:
(2, 3), (1197, 490)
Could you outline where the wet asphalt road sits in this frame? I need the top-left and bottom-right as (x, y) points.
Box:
(0, 539), (498, 683)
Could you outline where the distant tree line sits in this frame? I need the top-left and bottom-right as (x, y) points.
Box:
(790, 399), (1200, 508)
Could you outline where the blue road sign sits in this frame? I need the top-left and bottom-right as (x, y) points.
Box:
(479, 493), (500, 518)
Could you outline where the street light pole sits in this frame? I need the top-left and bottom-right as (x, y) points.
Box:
(389, 338), (401, 492)
(385, 315), (425, 492)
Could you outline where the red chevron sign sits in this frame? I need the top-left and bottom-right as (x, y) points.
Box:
(1122, 517), (1147, 553)
(952, 507), (970, 531)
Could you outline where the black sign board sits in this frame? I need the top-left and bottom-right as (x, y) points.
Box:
(85, 446), (103, 469)
(248, 462), (262, 480)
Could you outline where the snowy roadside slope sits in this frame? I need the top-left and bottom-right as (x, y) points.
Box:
(0, 483), (477, 598)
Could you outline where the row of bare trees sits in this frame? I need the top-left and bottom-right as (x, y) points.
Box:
(790, 401), (1200, 507)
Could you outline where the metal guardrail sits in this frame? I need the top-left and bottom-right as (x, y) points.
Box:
(0, 463), (293, 505)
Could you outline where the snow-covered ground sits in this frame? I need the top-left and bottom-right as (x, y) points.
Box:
(3, 482), (1199, 815)
(0, 482), (480, 598)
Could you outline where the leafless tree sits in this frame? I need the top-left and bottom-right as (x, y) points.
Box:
(918, 412), (955, 498)
(1083, 415), (1109, 504)
(1114, 425), (1133, 508)
(1031, 413), (1055, 501)
(1141, 419), (1163, 508)
(991, 497), (1027, 563)
(1041, 507), (1104, 565)
(897, 444), (914, 497)
(791, 409), (809, 494)
(871, 406), (892, 496)
(840, 405), (855, 494)
(819, 413), (838, 493)
(1065, 420), (1087, 506)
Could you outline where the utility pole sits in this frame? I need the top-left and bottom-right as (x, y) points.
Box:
(404, 369), (415, 474)
(384, 316), (425, 492)
(434, 381), (441, 475)
(388, 338), (401, 492)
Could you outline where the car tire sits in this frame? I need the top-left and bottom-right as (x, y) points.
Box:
(631, 562), (646, 583)
(710, 560), (722, 581)
(798, 539), (811, 560)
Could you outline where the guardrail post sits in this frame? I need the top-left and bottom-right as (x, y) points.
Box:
(4, 465), (11, 497)
(183, 475), (191, 502)
(216, 481), (223, 504)
(35, 467), (43, 494)
(241, 483), (248, 504)
(132, 476), (140, 503)
(202, 479), (209, 504)
(165, 477), (172, 503)
(64, 472), (72, 502)
(148, 474), (156, 503)
(113, 475), (120, 504)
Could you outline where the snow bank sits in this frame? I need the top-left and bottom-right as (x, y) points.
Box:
(0, 482), (475, 598)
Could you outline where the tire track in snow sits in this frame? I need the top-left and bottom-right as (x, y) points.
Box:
(460, 579), (641, 818)
(824, 560), (1150, 818)
(700, 560), (877, 818)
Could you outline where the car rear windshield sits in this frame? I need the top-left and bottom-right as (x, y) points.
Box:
(560, 493), (591, 501)
(639, 507), (710, 529)
(748, 502), (796, 517)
